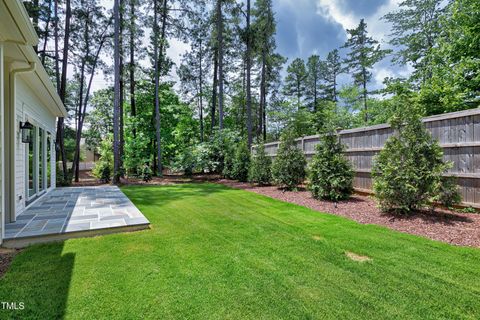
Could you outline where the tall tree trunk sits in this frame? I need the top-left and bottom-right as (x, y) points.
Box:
(40, 0), (52, 65)
(113, 0), (122, 184)
(54, 0), (60, 89)
(216, 0), (224, 130)
(72, 16), (111, 182)
(246, 0), (252, 147)
(313, 75), (317, 112)
(333, 69), (337, 102)
(72, 14), (90, 182)
(259, 48), (266, 140)
(154, 0), (168, 176)
(56, 0), (72, 183)
(199, 39), (204, 142)
(362, 66), (367, 123)
(211, 47), (218, 133)
(129, 0), (136, 138)
(119, 0), (125, 172)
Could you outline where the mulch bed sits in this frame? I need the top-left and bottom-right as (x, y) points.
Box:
(0, 248), (18, 278)
(217, 179), (480, 248)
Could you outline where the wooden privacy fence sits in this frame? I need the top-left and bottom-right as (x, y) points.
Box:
(255, 108), (480, 208)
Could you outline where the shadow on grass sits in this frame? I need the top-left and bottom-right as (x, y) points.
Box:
(0, 242), (74, 319)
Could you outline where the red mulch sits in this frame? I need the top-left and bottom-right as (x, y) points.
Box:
(217, 179), (480, 248)
(0, 248), (18, 278)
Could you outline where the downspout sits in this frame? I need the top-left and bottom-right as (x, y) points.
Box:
(6, 61), (36, 223)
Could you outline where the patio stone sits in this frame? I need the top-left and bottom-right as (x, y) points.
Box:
(4, 186), (150, 240)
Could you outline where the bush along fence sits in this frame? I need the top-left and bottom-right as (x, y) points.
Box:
(254, 108), (480, 208)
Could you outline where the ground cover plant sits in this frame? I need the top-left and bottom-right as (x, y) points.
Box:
(0, 183), (479, 319)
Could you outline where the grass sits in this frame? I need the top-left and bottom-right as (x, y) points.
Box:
(1, 183), (479, 319)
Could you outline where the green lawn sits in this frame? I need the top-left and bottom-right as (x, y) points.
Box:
(1, 183), (479, 319)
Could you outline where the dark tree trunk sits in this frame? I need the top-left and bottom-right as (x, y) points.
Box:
(40, 0), (52, 65)
(119, 0), (125, 172)
(113, 0), (121, 184)
(216, 0), (224, 130)
(246, 0), (252, 147)
(259, 48), (266, 140)
(211, 47), (218, 133)
(129, 0), (136, 138)
(56, 0), (72, 183)
(199, 39), (204, 142)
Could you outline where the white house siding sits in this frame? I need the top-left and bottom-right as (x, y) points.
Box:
(14, 75), (57, 217)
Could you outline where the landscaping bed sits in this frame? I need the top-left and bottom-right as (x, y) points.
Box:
(218, 179), (480, 248)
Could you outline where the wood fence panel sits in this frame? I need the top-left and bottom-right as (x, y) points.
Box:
(256, 108), (480, 207)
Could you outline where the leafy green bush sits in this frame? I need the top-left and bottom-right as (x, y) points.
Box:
(231, 141), (251, 182)
(308, 133), (354, 201)
(248, 143), (272, 185)
(222, 146), (236, 179)
(372, 102), (460, 213)
(271, 131), (307, 190)
(172, 147), (196, 176)
(92, 138), (113, 183)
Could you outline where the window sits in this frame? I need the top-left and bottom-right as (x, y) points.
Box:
(47, 132), (52, 188)
(39, 128), (45, 192)
(28, 125), (36, 198)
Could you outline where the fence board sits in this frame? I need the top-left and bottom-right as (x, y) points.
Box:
(255, 108), (480, 207)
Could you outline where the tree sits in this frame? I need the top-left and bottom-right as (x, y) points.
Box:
(283, 58), (307, 109)
(343, 19), (390, 123)
(248, 143), (272, 185)
(245, 0), (253, 148)
(253, 0), (284, 141)
(372, 94), (459, 213)
(57, 0), (72, 183)
(306, 55), (325, 112)
(216, 0), (225, 130)
(70, 0), (111, 182)
(418, 0), (480, 114)
(113, 0), (121, 183)
(271, 130), (307, 190)
(309, 132), (354, 202)
(231, 141), (251, 182)
(323, 49), (342, 102)
(383, 0), (444, 84)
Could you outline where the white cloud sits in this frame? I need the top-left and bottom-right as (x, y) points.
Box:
(316, 0), (358, 31)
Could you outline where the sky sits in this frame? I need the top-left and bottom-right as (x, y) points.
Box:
(90, 0), (412, 93)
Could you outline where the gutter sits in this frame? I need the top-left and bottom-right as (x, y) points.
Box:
(5, 61), (36, 223)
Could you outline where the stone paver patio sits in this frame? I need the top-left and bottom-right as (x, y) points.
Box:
(4, 186), (149, 245)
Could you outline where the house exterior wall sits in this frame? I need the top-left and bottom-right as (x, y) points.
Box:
(13, 75), (57, 216)
(0, 43), (4, 240)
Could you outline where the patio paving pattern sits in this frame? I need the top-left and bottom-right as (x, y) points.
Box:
(4, 186), (150, 240)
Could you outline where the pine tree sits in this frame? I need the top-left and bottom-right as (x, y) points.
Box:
(323, 49), (343, 102)
(342, 19), (390, 123)
(306, 55), (326, 112)
(283, 58), (307, 109)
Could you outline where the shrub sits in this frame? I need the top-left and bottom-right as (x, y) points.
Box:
(172, 147), (196, 176)
(248, 143), (272, 185)
(372, 102), (460, 213)
(271, 131), (307, 190)
(308, 132), (354, 201)
(432, 177), (461, 209)
(222, 146), (236, 179)
(141, 163), (153, 182)
(92, 138), (113, 183)
(231, 141), (251, 182)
